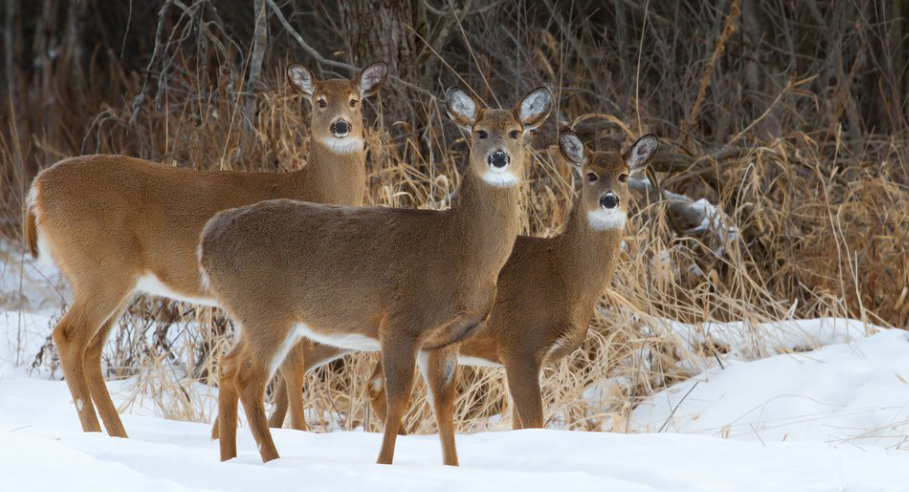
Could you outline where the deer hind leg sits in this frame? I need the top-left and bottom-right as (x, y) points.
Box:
(217, 340), (245, 461)
(53, 281), (134, 434)
(210, 413), (221, 440)
(365, 361), (409, 436)
(419, 345), (461, 466)
(275, 341), (308, 431)
(366, 362), (388, 431)
(236, 320), (299, 463)
(376, 332), (418, 465)
(505, 357), (544, 429)
(268, 376), (290, 429)
(271, 341), (349, 430)
(84, 297), (132, 438)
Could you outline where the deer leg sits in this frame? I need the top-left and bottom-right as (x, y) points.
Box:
(505, 358), (544, 429)
(237, 322), (299, 463)
(271, 341), (350, 430)
(217, 340), (244, 461)
(419, 345), (460, 466)
(84, 298), (132, 438)
(376, 334), (418, 465)
(238, 359), (280, 462)
(276, 341), (307, 431)
(365, 361), (409, 436)
(268, 376), (290, 429)
(210, 414), (221, 439)
(366, 361), (387, 430)
(511, 406), (522, 430)
(53, 284), (132, 434)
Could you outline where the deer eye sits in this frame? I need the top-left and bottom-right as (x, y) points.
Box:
(477, 130), (488, 139)
(349, 99), (358, 108)
(317, 99), (327, 109)
(619, 174), (628, 183)
(509, 130), (520, 139)
(587, 173), (597, 182)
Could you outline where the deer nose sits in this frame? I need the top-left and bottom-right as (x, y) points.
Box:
(330, 120), (351, 137)
(488, 150), (510, 169)
(600, 193), (619, 209)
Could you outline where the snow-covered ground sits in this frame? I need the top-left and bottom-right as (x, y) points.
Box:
(633, 325), (909, 448)
(2, 252), (909, 490)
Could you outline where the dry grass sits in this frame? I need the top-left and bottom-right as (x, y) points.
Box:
(1, 0), (907, 434)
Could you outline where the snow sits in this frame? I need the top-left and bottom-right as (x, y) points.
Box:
(2, 386), (909, 492)
(2, 243), (909, 490)
(632, 328), (909, 448)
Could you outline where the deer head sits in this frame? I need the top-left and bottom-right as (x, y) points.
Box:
(559, 130), (659, 230)
(286, 62), (388, 154)
(446, 86), (552, 187)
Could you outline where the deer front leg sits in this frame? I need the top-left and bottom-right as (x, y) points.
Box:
(376, 334), (418, 465)
(505, 358), (544, 429)
(418, 345), (461, 466)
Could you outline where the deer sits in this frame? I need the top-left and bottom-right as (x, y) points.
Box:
(22, 61), (388, 439)
(327, 130), (659, 433)
(197, 85), (552, 466)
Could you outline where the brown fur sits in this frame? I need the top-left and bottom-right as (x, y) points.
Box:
(198, 86), (552, 466)
(366, 131), (659, 430)
(267, 132), (658, 434)
(25, 62), (386, 438)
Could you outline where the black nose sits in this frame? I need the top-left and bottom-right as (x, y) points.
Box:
(600, 193), (619, 209)
(331, 120), (350, 136)
(488, 151), (510, 169)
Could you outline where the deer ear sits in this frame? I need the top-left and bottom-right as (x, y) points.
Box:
(558, 130), (586, 170)
(287, 64), (317, 97)
(515, 86), (552, 131)
(357, 61), (388, 97)
(625, 134), (659, 175)
(446, 87), (480, 131)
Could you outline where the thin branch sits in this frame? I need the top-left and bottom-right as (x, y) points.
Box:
(265, 0), (437, 100)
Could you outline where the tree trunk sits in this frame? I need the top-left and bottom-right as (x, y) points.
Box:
(245, 0), (268, 123)
(340, 0), (420, 124)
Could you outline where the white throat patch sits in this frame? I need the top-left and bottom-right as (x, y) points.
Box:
(318, 137), (364, 154)
(481, 171), (519, 187)
(587, 209), (627, 231)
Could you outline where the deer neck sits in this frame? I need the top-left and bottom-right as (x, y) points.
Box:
(291, 139), (367, 205)
(450, 169), (523, 274)
(556, 203), (624, 303)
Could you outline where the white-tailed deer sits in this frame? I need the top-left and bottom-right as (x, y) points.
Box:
(198, 86), (552, 466)
(23, 61), (388, 438)
(354, 130), (658, 431)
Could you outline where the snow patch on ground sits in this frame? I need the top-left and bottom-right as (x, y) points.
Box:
(632, 327), (909, 448)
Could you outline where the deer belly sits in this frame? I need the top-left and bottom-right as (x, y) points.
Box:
(135, 273), (219, 307)
(292, 323), (381, 352)
(457, 355), (503, 368)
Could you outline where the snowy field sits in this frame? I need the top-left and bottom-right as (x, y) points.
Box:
(2, 258), (909, 490)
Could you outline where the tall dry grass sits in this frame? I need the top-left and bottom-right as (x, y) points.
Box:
(1, 0), (907, 433)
